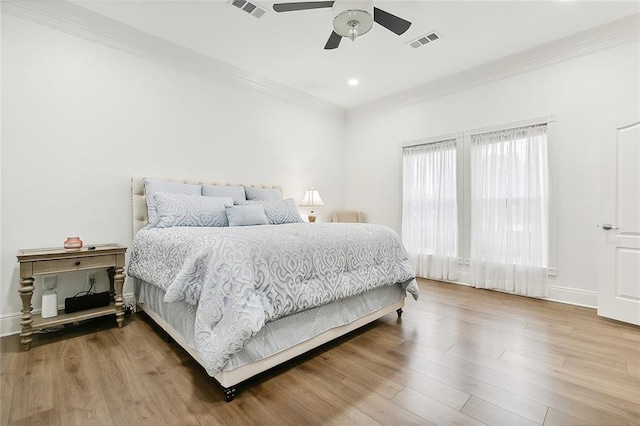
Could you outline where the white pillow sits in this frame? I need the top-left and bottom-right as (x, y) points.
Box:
(155, 193), (233, 228)
(225, 205), (269, 227)
(239, 199), (303, 224)
(144, 178), (202, 228)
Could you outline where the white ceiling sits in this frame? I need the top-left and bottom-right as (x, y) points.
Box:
(70, 0), (639, 108)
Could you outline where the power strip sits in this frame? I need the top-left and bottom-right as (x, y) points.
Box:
(64, 292), (110, 313)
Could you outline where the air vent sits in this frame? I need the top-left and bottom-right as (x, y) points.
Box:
(229, 0), (267, 19)
(408, 31), (441, 49)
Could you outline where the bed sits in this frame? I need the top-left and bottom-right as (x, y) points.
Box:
(129, 177), (418, 401)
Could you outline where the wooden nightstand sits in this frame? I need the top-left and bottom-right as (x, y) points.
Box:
(16, 243), (127, 351)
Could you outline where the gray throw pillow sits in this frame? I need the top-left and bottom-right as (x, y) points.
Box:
(239, 198), (303, 224)
(144, 178), (202, 228)
(155, 193), (232, 228)
(225, 205), (269, 227)
(244, 187), (282, 201)
(203, 184), (246, 204)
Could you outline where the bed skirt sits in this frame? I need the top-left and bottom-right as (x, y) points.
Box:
(135, 278), (406, 373)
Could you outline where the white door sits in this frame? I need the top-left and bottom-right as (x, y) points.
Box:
(597, 116), (640, 325)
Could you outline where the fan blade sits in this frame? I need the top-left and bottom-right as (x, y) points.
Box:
(373, 7), (411, 35)
(273, 1), (334, 12)
(324, 31), (342, 50)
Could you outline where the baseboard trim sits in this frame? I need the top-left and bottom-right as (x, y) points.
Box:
(0, 292), (136, 337)
(420, 276), (597, 309)
(546, 285), (597, 309)
(0, 315), (21, 338)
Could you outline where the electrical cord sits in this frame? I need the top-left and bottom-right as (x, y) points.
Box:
(72, 276), (96, 298)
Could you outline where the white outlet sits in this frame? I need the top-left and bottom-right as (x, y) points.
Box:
(43, 275), (57, 291)
(547, 267), (557, 277)
(87, 271), (96, 287)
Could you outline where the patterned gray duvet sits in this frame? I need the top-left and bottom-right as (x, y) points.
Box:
(128, 222), (418, 375)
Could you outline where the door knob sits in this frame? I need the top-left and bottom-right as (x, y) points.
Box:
(601, 223), (619, 231)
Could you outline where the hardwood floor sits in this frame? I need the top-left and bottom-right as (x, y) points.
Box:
(2, 279), (639, 425)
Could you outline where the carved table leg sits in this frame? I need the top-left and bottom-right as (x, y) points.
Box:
(114, 266), (125, 328)
(107, 266), (116, 301)
(19, 276), (35, 350)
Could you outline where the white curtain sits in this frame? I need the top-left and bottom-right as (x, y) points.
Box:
(402, 140), (458, 281)
(470, 125), (549, 297)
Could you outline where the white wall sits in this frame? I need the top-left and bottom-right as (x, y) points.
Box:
(3, 12), (636, 335)
(0, 14), (346, 334)
(345, 42), (639, 307)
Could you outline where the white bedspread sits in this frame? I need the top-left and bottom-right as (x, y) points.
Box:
(128, 223), (418, 374)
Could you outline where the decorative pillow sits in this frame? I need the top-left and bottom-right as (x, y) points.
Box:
(239, 198), (303, 225)
(203, 185), (246, 204)
(155, 193), (233, 228)
(245, 186), (282, 201)
(225, 205), (269, 227)
(144, 178), (202, 228)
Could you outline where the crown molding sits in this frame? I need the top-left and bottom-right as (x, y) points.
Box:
(2, 0), (347, 119)
(3, 2), (637, 121)
(348, 13), (640, 120)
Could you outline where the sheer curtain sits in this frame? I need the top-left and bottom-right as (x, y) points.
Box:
(470, 125), (549, 297)
(402, 140), (458, 281)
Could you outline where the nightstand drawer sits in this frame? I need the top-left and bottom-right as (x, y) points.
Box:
(32, 254), (116, 274)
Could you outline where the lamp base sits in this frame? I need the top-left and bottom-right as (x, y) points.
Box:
(308, 213), (317, 223)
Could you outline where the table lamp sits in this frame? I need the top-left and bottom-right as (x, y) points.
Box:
(300, 187), (325, 222)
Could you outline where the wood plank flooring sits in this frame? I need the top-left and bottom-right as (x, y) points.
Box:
(2, 279), (639, 425)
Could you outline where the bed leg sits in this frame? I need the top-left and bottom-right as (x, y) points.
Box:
(396, 308), (403, 318)
(223, 386), (237, 402)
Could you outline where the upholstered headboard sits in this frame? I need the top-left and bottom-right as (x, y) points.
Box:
(131, 177), (282, 236)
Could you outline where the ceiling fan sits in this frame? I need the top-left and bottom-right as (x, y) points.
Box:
(272, 0), (411, 50)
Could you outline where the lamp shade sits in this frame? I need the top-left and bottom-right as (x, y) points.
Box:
(300, 187), (325, 207)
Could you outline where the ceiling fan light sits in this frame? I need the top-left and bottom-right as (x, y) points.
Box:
(347, 20), (359, 41)
(332, 0), (373, 39)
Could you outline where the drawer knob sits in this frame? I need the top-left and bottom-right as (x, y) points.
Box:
(75, 261), (81, 266)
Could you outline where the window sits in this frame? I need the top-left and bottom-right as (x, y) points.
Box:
(402, 140), (458, 280)
(402, 120), (551, 297)
(470, 124), (549, 297)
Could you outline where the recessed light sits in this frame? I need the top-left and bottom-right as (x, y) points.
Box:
(348, 78), (359, 86)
